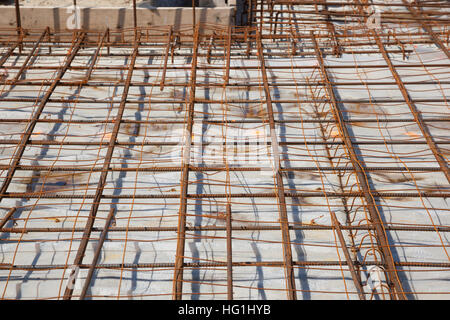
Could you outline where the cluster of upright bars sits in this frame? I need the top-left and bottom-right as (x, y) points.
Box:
(0, 0), (449, 300)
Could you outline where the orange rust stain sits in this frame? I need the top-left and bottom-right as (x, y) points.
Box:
(308, 215), (324, 226)
(43, 217), (61, 223)
(404, 131), (421, 139)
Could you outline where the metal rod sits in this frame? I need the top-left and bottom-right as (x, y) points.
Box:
(330, 211), (366, 300)
(0, 32), (86, 203)
(256, 29), (297, 300)
(84, 30), (108, 82)
(323, 0), (341, 57)
(226, 203), (233, 300)
(0, 208), (16, 230)
(63, 33), (141, 300)
(0, 97), (447, 105)
(311, 31), (407, 300)
(7, 30), (48, 85)
(160, 26), (173, 91)
(224, 26), (232, 85)
(173, 25), (199, 301)
(0, 118), (449, 125)
(0, 139), (448, 146)
(2, 261), (449, 271)
(0, 43), (19, 67)
(14, 0), (21, 41)
(2, 192), (449, 199)
(3, 79), (450, 87)
(133, 0), (137, 30)
(372, 31), (450, 184)
(0, 165), (443, 172)
(3, 224), (450, 234)
(79, 207), (115, 300)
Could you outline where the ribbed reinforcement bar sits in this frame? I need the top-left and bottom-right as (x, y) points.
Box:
(62, 34), (141, 300)
(311, 31), (407, 300)
(172, 25), (200, 301)
(256, 29), (297, 300)
(0, 32), (85, 203)
(372, 31), (450, 184)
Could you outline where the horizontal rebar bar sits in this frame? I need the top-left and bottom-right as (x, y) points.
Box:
(1, 261), (449, 271)
(1, 192), (448, 199)
(0, 118), (448, 124)
(2, 224), (450, 234)
(0, 165), (443, 172)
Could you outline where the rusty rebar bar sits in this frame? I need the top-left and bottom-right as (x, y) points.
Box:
(0, 32), (86, 203)
(173, 24), (199, 301)
(330, 211), (366, 300)
(63, 33), (141, 300)
(79, 207), (115, 300)
(372, 31), (450, 184)
(311, 31), (407, 300)
(256, 29), (297, 300)
(226, 203), (233, 300)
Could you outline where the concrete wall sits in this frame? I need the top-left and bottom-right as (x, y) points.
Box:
(0, 6), (234, 31)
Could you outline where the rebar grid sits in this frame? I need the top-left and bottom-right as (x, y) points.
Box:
(0, 0), (449, 300)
